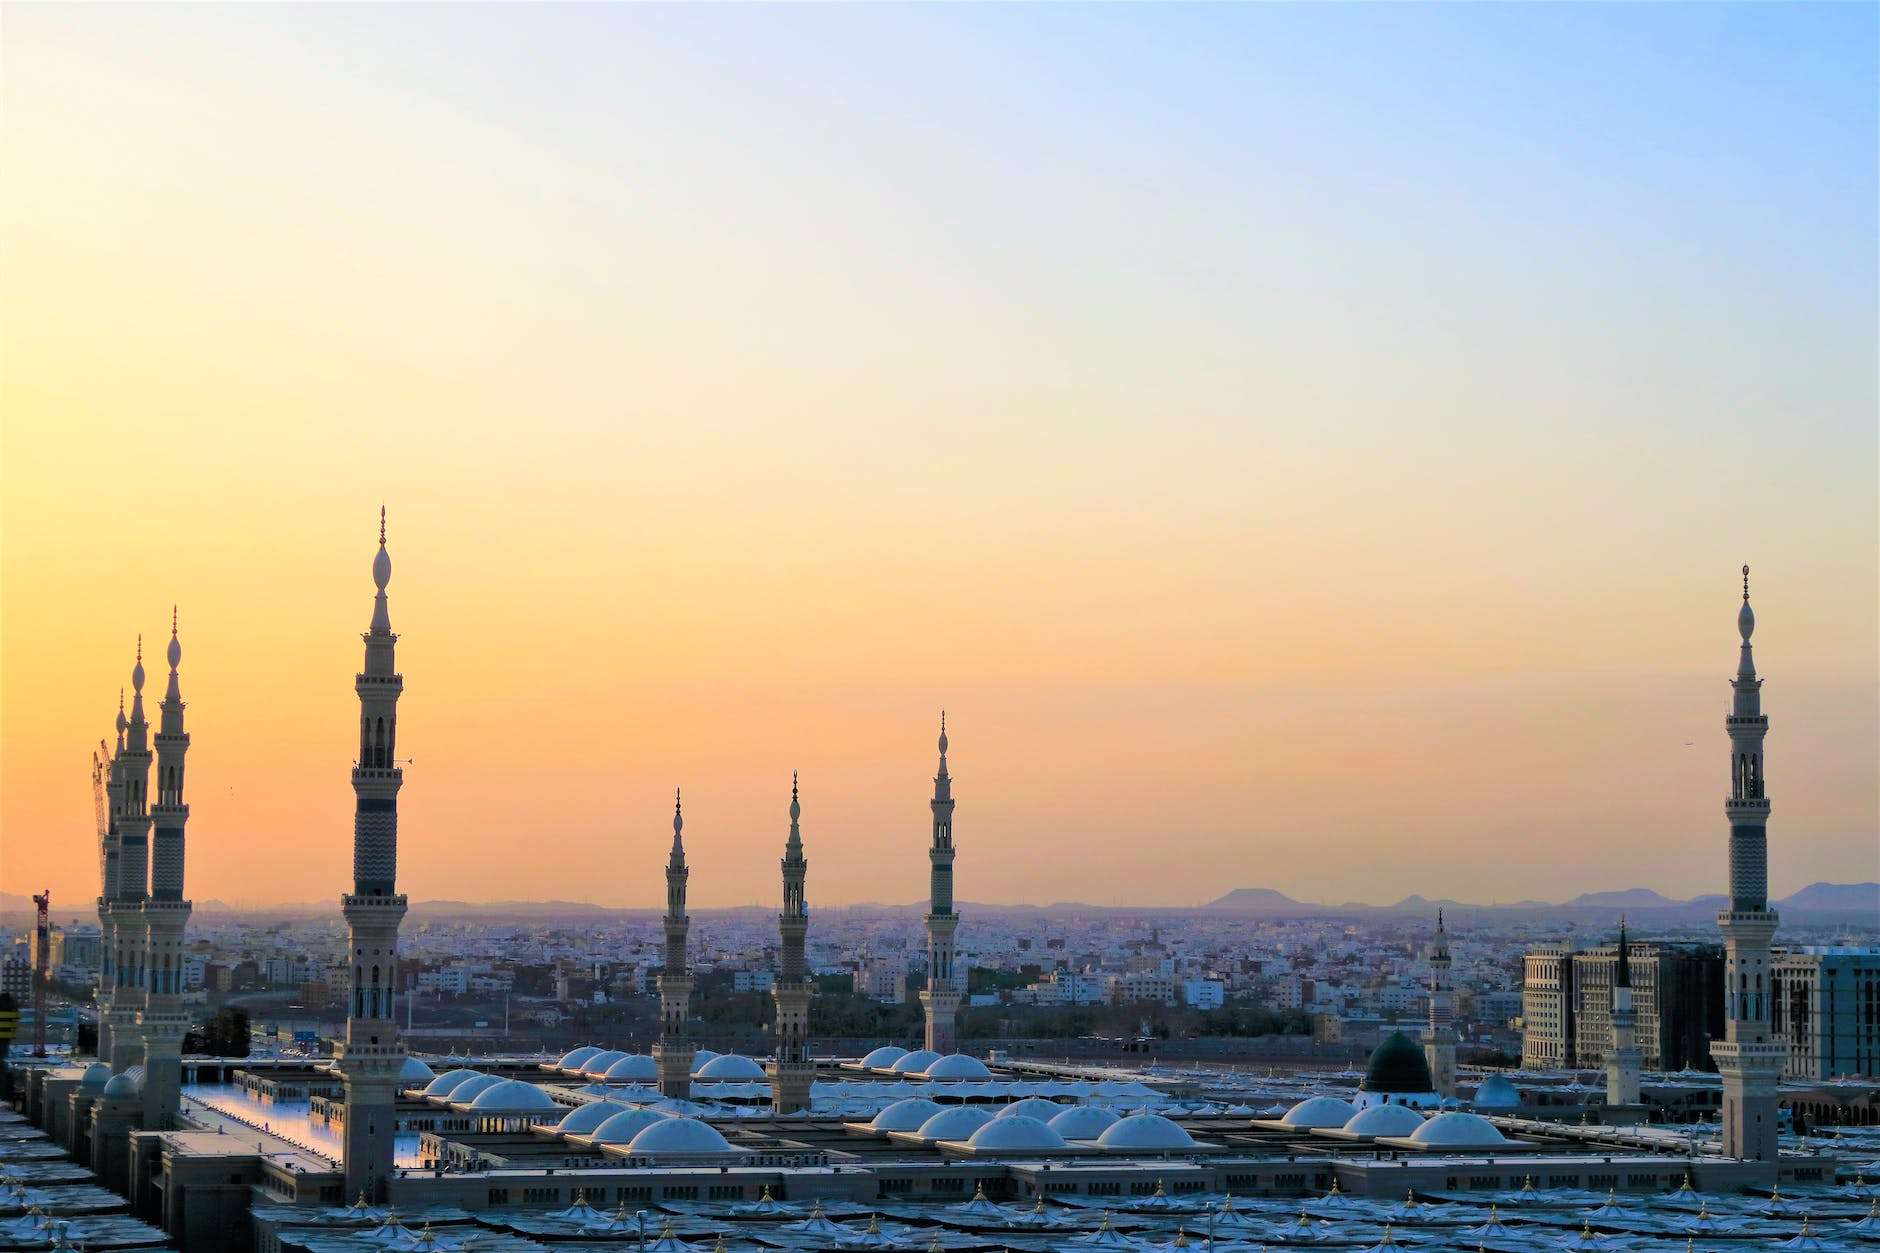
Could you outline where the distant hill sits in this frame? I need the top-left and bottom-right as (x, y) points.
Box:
(1202, 882), (1880, 924)
(1206, 888), (1315, 914)
(1564, 888), (1684, 909)
(1777, 882), (1879, 913)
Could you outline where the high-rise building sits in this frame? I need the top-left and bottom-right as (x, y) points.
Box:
(1424, 911), (1457, 1097)
(1772, 946), (1880, 1080)
(139, 610), (192, 1127)
(769, 775), (813, 1114)
(654, 790), (694, 1099)
(337, 509), (409, 1201)
(1530, 940), (1721, 1072)
(1521, 943), (1576, 1069)
(1711, 566), (1784, 1164)
(920, 714), (961, 1055)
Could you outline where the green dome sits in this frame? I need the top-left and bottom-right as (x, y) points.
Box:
(1361, 1030), (1434, 1094)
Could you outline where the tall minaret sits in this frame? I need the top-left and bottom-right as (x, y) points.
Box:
(1711, 565), (1783, 1163)
(769, 774), (813, 1114)
(108, 641), (154, 1074)
(920, 713), (962, 1055)
(338, 508), (409, 1201)
(1424, 910), (1457, 1098)
(138, 610), (193, 1127)
(1606, 919), (1641, 1107)
(653, 789), (694, 1099)
(95, 694), (126, 1064)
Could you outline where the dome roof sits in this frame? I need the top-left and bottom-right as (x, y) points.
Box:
(626, 1116), (735, 1155)
(695, 1053), (766, 1081)
(1408, 1111), (1508, 1147)
(1340, 1104), (1427, 1137)
(1472, 1075), (1521, 1109)
(889, 1049), (942, 1074)
(581, 1050), (628, 1076)
(1361, 1031), (1434, 1094)
(555, 1100), (627, 1135)
(690, 1048), (721, 1065)
(1096, 1113), (1195, 1150)
(102, 1068), (143, 1100)
(424, 1068), (483, 1098)
(78, 1062), (112, 1091)
(1049, 1105), (1121, 1139)
(923, 1053), (992, 1080)
(591, 1107), (671, 1144)
(996, 1097), (1064, 1121)
(603, 1054), (659, 1082)
(916, 1106), (995, 1140)
(870, 1098), (945, 1132)
(555, 1046), (602, 1071)
(859, 1046), (909, 1069)
(449, 1073), (505, 1103)
(467, 1079), (560, 1112)
(400, 1057), (437, 1084)
(967, 1115), (1066, 1152)
(1280, 1096), (1357, 1129)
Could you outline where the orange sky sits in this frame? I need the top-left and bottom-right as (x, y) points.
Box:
(3, 5), (1875, 910)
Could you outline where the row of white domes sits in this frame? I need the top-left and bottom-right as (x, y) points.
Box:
(869, 1098), (1196, 1150)
(857, 1047), (992, 1079)
(546, 1047), (769, 1082)
(1277, 1096), (1510, 1146)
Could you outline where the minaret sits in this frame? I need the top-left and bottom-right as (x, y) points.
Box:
(653, 789), (694, 1099)
(338, 508), (409, 1201)
(95, 694), (126, 1064)
(769, 774), (813, 1114)
(1424, 909), (1457, 1098)
(1711, 565), (1783, 1164)
(1606, 919), (1641, 1107)
(137, 610), (193, 1127)
(108, 642), (153, 1074)
(920, 713), (962, 1055)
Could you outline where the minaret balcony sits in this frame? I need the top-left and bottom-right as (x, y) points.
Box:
(1723, 796), (1771, 817)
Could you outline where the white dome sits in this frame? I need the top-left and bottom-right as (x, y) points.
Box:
(555, 1100), (627, 1134)
(691, 1048), (721, 1065)
(424, 1068), (483, 1098)
(870, 1098), (945, 1132)
(1340, 1104), (1427, 1137)
(78, 1062), (112, 1091)
(916, 1106), (995, 1140)
(448, 1073), (505, 1103)
(555, 1046), (601, 1071)
(626, 1116), (735, 1155)
(591, 1107), (671, 1144)
(923, 1053), (993, 1080)
(1096, 1113), (1195, 1150)
(1408, 1111), (1508, 1147)
(467, 1079), (560, 1112)
(967, 1114), (1066, 1151)
(695, 1053), (766, 1081)
(1280, 1097), (1357, 1129)
(400, 1056), (437, 1084)
(859, 1046), (909, 1069)
(889, 1049), (942, 1074)
(102, 1068), (143, 1100)
(1048, 1106), (1121, 1139)
(581, 1050), (628, 1076)
(996, 1097), (1064, 1121)
(1472, 1076), (1521, 1109)
(603, 1054), (659, 1082)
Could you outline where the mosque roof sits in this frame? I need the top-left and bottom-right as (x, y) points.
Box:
(1340, 1103), (1427, 1137)
(78, 1063), (112, 1091)
(1280, 1096), (1357, 1128)
(859, 1046), (908, 1069)
(423, 1068), (483, 1098)
(591, 1107), (671, 1144)
(996, 1097), (1065, 1121)
(1407, 1110), (1509, 1147)
(966, 1114), (1066, 1151)
(602, 1054), (659, 1082)
(923, 1053), (993, 1080)
(1361, 1030), (1435, 1093)
(1473, 1075), (1522, 1108)
(1096, 1113), (1195, 1150)
(554, 1100), (626, 1135)
(625, 1116), (735, 1155)
(695, 1054), (766, 1081)
(467, 1080), (560, 1112)
(889, 1049), (941, 1074)
(916, 1107), (994, 1140)
(400, 1056), (436, 1084)
(448, 1073), (505, 1103)
(1049, 1105), (1121, 1139)
(554, 1046), (601, 1071)
(580, 1050), (627, 1076)
(870, 1099), (944, 1132)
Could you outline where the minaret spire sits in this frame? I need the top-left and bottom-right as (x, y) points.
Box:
(96, 691), (127, 1066)
(107, 638), (155, 1075)
(1424, 909), (1457, 1097)
(338, 507), (410, 1201)
(1713, 564), (1782, 1163)
(770, 773), (813, 1113)
(655, 785), (694, 1098)
(1606, 916), (1640, 1106)
(921, 712), (963, 1055)
(139, 606), (194, 1127)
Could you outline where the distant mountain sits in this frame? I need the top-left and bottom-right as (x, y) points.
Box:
(1564, 888), (1683, 909)
(1776, 882), (1879, 914)
(1206, 888), (1314, 914)
(1200, 883), (1880, 924)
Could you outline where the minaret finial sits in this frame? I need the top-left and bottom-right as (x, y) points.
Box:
(674, 787), (683, 834)
(380, 504), (387, 547)
(171, 605), (177, 636)
(1742, 563), (1750, 602)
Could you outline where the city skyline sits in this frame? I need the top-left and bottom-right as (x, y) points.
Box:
(4, 4), (1875, 910)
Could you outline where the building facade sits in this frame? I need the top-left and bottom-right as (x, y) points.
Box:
(1772, 946), (1880, 1080)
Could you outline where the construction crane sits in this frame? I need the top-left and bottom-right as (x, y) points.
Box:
(30, 891), (48, 1056)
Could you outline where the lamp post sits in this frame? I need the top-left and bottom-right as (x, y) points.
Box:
(636, 1208), (648, 1253)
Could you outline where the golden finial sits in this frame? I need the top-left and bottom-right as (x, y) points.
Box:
(380, 504), (387, 546)
(1743, 563), (1750, 601)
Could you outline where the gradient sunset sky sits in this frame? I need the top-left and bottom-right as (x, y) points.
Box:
(3, 4), (1874, 912)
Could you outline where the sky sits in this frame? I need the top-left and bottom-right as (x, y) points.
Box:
(2, 3), (1875, 912)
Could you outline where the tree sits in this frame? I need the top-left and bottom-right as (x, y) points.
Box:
(184, 1007), (250, 1058)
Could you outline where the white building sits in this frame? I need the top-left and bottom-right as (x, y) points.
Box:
(1773, 946), (1880, 1080)
(1182, 979), (1225, 1010)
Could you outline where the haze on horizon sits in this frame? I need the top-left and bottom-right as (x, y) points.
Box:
(2, 4), (1875, 913)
